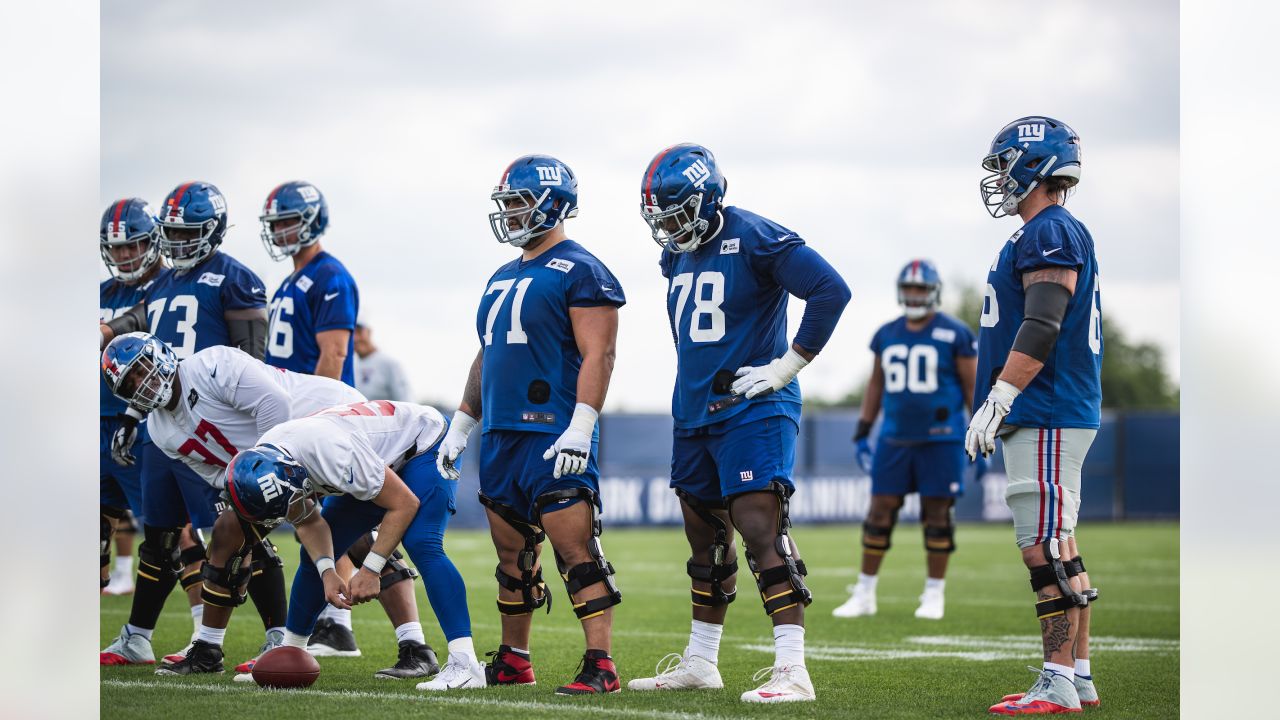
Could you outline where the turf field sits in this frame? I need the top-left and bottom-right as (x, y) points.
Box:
(100, 521), (1178, 719)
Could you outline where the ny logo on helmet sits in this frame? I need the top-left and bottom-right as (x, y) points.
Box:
(1017, 124), (1045, 144)
(536, 165), (563, 186)
(297, 185), (320, 202)
(682, 159), (711, 190)
(257, 473), (283, 502)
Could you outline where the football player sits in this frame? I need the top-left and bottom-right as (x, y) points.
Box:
(353, 319), (412, 401)
(832, 259), (977, 621)
(99, 198), (166, 592)
(628, 144), (850, 703)
(98, 181), (281, 669)
(967, 117), (1103, 715)
(433, 155), (626, 695)
(224, 401), (483, 692)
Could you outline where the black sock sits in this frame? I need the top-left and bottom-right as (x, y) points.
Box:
(247, 563), (288, 630)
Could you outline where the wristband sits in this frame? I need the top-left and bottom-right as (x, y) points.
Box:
(314, 556), (336, 576)
(854, 419), (873, 442)
(449, 410), (479, 437)
(362, 551), (387, 574)
(568, 403), (599, 436)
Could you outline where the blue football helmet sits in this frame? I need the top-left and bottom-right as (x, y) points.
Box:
(640, 143), (726, 253)
(100, 198), (162, 283)
(101, 332), (179, 412)
(897, 259), (942, 320)
(157, 181), (228, 269)
(260, 181), (329, 261)
(225, 445), (312, 527)
(489, 155), (579, 247)
(980, 116), (1081, 218)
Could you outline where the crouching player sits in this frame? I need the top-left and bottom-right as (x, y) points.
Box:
(225, 401), (483, 691)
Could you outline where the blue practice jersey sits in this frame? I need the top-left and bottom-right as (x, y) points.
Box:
(477, 239), (625, 436)
(100, 274), (164, 418)
(871, 312), (976, 443)
(266, 251), (359, 386)
(661, 206), (806, 431)
(143, 251), (267, 359)
(975, 204), (1103, 429)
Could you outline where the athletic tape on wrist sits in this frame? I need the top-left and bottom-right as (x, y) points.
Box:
(315, 556), (336, 576)
(363, 551), (387, 574)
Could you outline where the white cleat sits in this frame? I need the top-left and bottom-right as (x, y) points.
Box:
(103, 569), (135, 595)
(832, 583), (877, 618)
(415, 656), (485, 691)
(914, 587), (945, 620)
(100, 625), (155, 666)
(740, 665), (816, 703)
(627, 650), (724, 691)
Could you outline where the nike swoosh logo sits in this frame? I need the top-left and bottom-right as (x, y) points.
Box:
(496, 671), (522, 683)
(251, 287), (264, 294)
(210, 366), (217, 378)
(758, 692), (789, 698)
(1042, 248), (1062, 257)
(602, 285), (614, 291)
(324, 292), (340, 301)
(347, 468), (355, 484)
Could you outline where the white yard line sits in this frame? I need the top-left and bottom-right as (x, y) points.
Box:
(738, 633), (1179, 663)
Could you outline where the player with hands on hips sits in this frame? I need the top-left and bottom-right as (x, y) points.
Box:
(970, 117), (1105, 715)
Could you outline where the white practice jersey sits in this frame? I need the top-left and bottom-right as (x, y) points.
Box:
(354, 350), (412, 402)
(257, 401), (446, 502)
(149, 345), (367, 489)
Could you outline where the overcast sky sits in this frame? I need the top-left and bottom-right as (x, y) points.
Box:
(101, 1), (1178, 412)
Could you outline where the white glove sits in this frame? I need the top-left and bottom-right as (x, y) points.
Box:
(436, 411), (478, 481)
(542, 403), (597, 479)
(731, 348), (810, 399)
(111, 406), (146, 467)
(965, 380), (1021, 460)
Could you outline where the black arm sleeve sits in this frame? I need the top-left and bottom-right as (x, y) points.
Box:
(104, 302), (147, 337)
(1011, 281), (1072, 362)
(227, 316), (268, 360)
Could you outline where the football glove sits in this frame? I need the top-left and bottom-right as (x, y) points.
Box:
(965, 380), (1021, 460)
(731, 348), (810, 399)
(110, 406), (146, 467)
(542, 403), (598, 479)
(855, 437), (874, 474)
(436, 411), (478, 481)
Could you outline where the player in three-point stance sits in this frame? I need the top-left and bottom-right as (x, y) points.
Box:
(224, 400), (483, 692)
(967, 117), (1104, 715)
(99, 181), (283, 671)
(259, 181), (431, 675)
(833, 259), (977, 621)
(628, 144), (850, 703)
(434, 154), (627, 695)
(99, 199), (166, 594)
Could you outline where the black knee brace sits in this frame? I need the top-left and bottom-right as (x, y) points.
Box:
(138, 525), (183, 582)
(862, 522), (894, 554)
(534, 488), (623, 620)
(1028, 539), (1089, 619)
(734, 482), (813, 617)
(1070, 555), (1099, 604)
(177, 534), (208, 590)
(101, 506), (129, 579)
(923, 524), (956, 554)
(201, 545), (252, 608)
(480, 493), (551, 616)
(675, 489), (738, 607)
(380, 548), (419, 591)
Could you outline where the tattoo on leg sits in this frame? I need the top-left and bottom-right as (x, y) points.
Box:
(1038, 593), (1072, 662)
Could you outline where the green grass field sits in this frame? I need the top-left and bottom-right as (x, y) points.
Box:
(100, 521), (1178, 719)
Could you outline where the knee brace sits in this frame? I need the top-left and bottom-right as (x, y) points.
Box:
(862, 522), (894, 555)
(1028, 539), (1089, 619)
(177, 534), (208, 590)
(200, 545), (252, 608)
(923, 523), (956, 554)
(101, 506), (128, 573)
(380, 548), (419, 591)
(480, 493), (551, 616)
(675, 489), (737, 608)
(735, 482), (813, 617)
(138, 525), (183, 582)
(534, 488), (623, 621)
(1070, 555), (1099, 604)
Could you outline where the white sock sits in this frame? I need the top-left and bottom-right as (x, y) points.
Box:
(327, 606), (353, 630)
(1075, 658), (1091, 678)
(1044, 661), (1074, 677)
(190, 604), (204, 634)
(508, 647), (529, 656)
(395, 622), (426, 645)
(773, 624), (805, 668)
(196, 624), (226, 646)
(125, 624), (153, 641)
(114, 555), (133, 575)
(688, 619), (724, 664)
(447, 636), (478, 666)
(925, 577), (946, 593)
(283, 630), (309, 648)
(858, 573), (878, 592)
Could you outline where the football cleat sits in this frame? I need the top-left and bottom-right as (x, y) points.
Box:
(832, 583), (877, 618)
(100, 625), (155, 666)
(741, 665), (816, 703)
(483, 645), (536, 686)
(1003, 673), (1099, 707)
(103, 568), (135, 596)
(233, 629), (285, 682)
(555, 650), (620, 696)
(375, 640), (440, 680)
(990, 667), (1082, 714)
(914, 586), (946, 620)
(154, 640), (224, 676)
(306, 617), (362, 658)
(627, 649), (723, 691)
(416, 656), (486, 691)
(161, 639), (194, 667)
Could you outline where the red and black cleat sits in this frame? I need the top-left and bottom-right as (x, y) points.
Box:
(484, 645), (536, 686)
(555, 649), (620, 696)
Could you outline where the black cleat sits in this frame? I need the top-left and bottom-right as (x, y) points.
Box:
(307, 617), (361, 658)
(374, 640), (440, 680)
(555, 649), (620, 695)
(154, 640), (224, 676)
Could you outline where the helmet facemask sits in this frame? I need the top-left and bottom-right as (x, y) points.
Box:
(489, 186), (563, 248)
(158, 219), (219, 269)
(898, 283), (940, 320)
(117, 351), (175, 412)
(642, 192), (709, 253)
(101, 230), (161, 283)
(260, 206), (320, 261)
